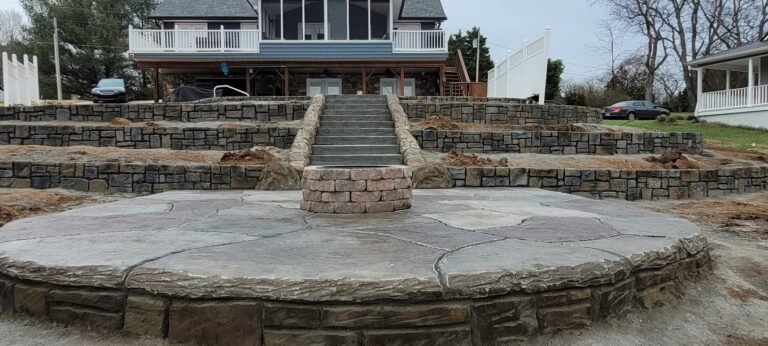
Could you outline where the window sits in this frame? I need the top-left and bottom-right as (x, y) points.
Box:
(380, 78), (415, 96)
(328, 0), (347, 40)
(283, 0), (302, 40)
(370, 0), (390, 40)
(304, 0), (325, 40)
(307, 78), (343, 96)
(349, 0), (368, 40)
(262, 0), (282, 40)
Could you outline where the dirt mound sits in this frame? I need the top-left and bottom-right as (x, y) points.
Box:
(442, 150), (509, 167)
(649, 199), (768, 239)
(221, 147), (278, 165)
(0, 192), (92, 227)
(110, 118), (132, 126)
(645, 149), (701, 169)
(420, 116), (460, 130)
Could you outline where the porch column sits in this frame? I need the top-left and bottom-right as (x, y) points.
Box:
(748, 58), (755, 106)
(284, 67), (290, 97)
(152, 67), (160, 103)
(399, 67), (405, 96)
(725, 70), (731, 90)
(696, 67), (704, 115)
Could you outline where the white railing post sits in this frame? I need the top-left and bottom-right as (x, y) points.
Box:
(220, 25), (225, 52)
(2, 52), (10, 105)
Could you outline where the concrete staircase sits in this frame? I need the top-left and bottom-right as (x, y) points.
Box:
(311, 95), (403, 166)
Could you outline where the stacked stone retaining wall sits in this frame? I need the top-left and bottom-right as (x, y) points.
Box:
(0, 102), (310, 123)
(400, 100), (602, 125)
(448, 166), (768, 200)
(412, 130), (703, 155)
(0, 124), (297, 150)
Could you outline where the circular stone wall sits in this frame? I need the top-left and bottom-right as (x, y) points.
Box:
(300, 166), (413, 214)
(0, 189), (711, 345)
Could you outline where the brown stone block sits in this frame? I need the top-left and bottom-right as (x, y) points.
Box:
(321, 192), (351, 203)
(322, 304), (467, 328)
(638, 282), (682, 309)
(367, 179), (395, 192)
(471, 296), (538, 344)
(264, 330), (358, 346)
(46, 289), (126, 313)
(309, 202), (334, 213)
(263, 303), (320, 328)
(351, 191), (382, 203)
(366, 201), (395, 213)
(303, 168), (323, 180)
(335, 179), (367, 192)
(310, 179), (335, 192)
(394, 178), (412, 189)
(320, 169), (351, 180)
(169, 301), (260, 346)
(0, 277), (13, 314)
(48, 305), (122, 332)
(537, 303), (592, 333)
(124, 295), (168, 337)
(591, 278), (637, 319)
(393, 199), (412, 211)
(381, 189), (412, 201)
(334, 202), (366, 214)
(363, 327), (471, 346)
(382, 167), (406, 179)
(635, 264), (679, 290)
(537, 288), (591, 308)
(351, 168), (383, 181)
(14, 284), (48, 317)
(302, 190), (323, 202)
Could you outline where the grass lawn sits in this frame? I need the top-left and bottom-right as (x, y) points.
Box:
(604, 119), (768, 153)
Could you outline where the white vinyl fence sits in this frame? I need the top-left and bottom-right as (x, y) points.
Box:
(487, 28), (551, 104)
(2, 52), (40, 106)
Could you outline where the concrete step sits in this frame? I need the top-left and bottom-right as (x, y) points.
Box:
(326, 95), (386, 100)
(317, 128), (395, 136)
(323, 109), (390, 115)
(320, 121), (393, 129)
(312, 145), (401, 155)
(325, 105), (389, 111)
(310, 154), (404, 166)
(322, 115), (392, 122)
(315, 136), (397, 145)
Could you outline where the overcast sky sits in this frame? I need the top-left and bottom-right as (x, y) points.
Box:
(0, 0), (618, 80)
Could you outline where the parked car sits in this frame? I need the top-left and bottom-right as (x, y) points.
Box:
(602, 101), (670, 120)
(91, 78), (128, 103)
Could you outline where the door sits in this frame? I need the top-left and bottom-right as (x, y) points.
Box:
(380, 78), (415, 96)
(306, 79), (343, 96)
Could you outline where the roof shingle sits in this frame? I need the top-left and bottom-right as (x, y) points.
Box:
(400, 0), (447, 20)
(150, 0), (258, 19)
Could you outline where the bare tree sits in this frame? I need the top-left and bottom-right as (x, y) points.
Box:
(592, 20), (629, 78)
(598, 0), (669, 102)
(0, 9), (25, 46)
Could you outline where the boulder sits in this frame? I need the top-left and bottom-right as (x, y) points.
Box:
(256, 162), (302, 190)
(412, 163), (454, 189)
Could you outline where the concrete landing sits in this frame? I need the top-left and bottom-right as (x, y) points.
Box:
(0, 189), (712, 344)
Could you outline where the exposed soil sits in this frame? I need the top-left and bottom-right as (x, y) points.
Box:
(220, 147), (278, 165)
(144, 121), (160, 128)
(441, 151), (508, 167)
(644, 149), (702, 169)
(0, 189), (119, 228)
(110, 118), (132, 126)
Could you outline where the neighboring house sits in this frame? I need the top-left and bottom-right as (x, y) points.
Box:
(128, 0), (464, 101)
(688, 39), (768, 128)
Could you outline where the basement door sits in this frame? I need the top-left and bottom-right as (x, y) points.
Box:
(380, 78), (415, 97)
(307, 78), (342, 96)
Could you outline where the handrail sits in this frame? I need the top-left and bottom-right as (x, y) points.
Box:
(214, 85), (249, 98)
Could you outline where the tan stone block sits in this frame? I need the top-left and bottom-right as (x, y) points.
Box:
(299, 200), (312, 211)
(350, 168), (383, 181)
(335, 179), (367, 192)
(310, 179), (335, 192)
(303, 168), (322, 180)
(334, 202), (366, 214)
(303, 190), (323, 202)
(368, 179), (396, 192)
(393, 199), (412, 211)
(394, 178), (412, 189)
(124, 295), (168, 337)
(309, 202), (335, 213)
(382, 167), (405, 179)
(351, 191), (382, 203)
(381, 189), (412, 201)
(366, 201), (395, 213)
(321, 169), (350, 180)
(322, 192), (351, 203)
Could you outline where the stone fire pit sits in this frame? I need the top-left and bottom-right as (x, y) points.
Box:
(300, 166), (412, 214)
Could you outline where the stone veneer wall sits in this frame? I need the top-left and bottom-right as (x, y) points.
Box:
(387, 95), (427, 166)
(288, 95), (325, 169)
(0, 124), (298, 150)
(0, 161), (266, 193)
(0, 251), (711, 345)
(0, 101), (310, 123)
(411, 130), (704, 155)
(448, 166), (768, 200)
(400, 100), (602, 125)
(300, 166), (413, 214)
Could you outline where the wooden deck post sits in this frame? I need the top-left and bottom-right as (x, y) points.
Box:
(362, 68), (367, 94)
(246, 68), (252, 96)
(399, 67), (405, 96)
(152, 67), (160, 103)
(284, 67), (290, 97)
(439, 66), (446, 97)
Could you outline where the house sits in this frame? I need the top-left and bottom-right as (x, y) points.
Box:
(128, 0), (468, 101)
(688, 39), (768, 128)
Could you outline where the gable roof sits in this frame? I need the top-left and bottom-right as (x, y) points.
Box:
(400, 0), (447, 20)
(688, 40), (768, 67)
(150, 0), (258, 20)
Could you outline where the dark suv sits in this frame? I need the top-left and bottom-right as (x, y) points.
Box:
(602, 101), (670, 120)
(91, 78), (128, 103)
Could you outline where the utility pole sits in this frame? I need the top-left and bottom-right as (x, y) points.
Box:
(474, 28), (481, 83)
(53, 18), (63, 101)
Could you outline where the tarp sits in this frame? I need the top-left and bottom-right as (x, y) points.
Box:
(171, 86), (214, 102)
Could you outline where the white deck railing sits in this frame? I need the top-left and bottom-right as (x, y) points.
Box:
(129, 28), (261, 53)
(392, 30), (447, 53)
(699, 85), (768, 112)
